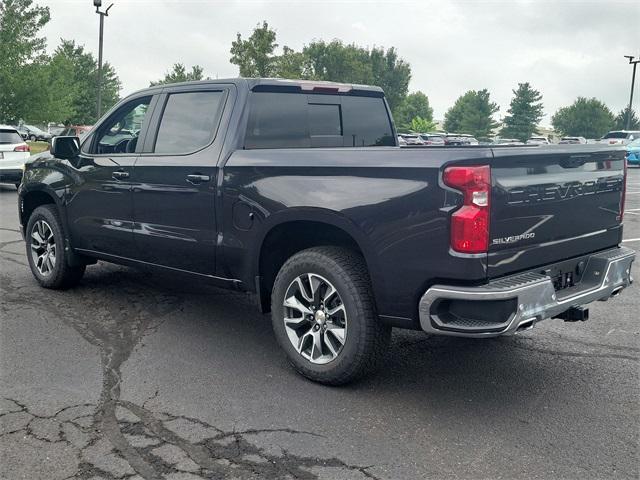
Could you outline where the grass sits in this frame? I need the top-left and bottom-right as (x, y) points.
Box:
(27, 141), (49, 155)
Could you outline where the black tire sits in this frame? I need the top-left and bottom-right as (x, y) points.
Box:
(29, 135), (37, 142)
(271, 246), (391, 385)
(25, 205), (85, 289)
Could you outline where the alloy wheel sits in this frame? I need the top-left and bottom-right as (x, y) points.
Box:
(30, 220), (56, 276)
(283, 273), (348, 364)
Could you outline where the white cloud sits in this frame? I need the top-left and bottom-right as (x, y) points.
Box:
(40, 0), (640, 120)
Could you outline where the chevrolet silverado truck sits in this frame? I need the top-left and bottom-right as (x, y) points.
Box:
(18, 78), (635, 384)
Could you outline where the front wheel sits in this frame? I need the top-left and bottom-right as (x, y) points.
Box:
(271, 246), (390, 385)
(25, 205), (85, 289)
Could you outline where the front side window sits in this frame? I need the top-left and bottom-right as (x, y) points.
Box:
(154, 91), (226, 154)
(91, 97), (151, 154)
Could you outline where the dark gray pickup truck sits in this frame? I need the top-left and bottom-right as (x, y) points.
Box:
(18, 78), (635, 384)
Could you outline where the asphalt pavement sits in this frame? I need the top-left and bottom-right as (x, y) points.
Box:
(1, 169), (639, 480)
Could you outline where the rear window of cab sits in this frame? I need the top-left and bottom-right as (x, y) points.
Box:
(245, 92), (395, 149)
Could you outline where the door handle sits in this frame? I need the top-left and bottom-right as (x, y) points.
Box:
(112, 170), (129, 180)
(186, 174), (210, 185)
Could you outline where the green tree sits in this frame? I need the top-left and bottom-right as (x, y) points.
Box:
(500, 82), (544, 142)
(273, 46), (308, 79)
(229, 23), (411, 112)
(366, 46), (411, 112)
(51, 40), (121, 124)
(22, 53), (77, 124)
(0, 0), (50, 123)
(408, 116), (436, 133)
(230, 21), (278, 77)
(302, 40), (410, 112)
(614, 107), (639, 130)
(551, 97), (614, 138)
(394, 91), (434, 130)
(443, 89), (499, 138)
(150, 63), (205, 86)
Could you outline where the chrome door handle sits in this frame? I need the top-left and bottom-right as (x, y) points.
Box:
(186, 174), (210, 184)
(112, 170), (129, 180)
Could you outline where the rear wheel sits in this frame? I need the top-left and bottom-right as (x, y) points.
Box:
(29, 135), (36, 142)
(26, 205), (85, 289)
(271, 246), (390, 385)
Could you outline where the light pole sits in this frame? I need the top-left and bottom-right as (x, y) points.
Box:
(624, 55), (639, 130)
(94, 0), (113, 119)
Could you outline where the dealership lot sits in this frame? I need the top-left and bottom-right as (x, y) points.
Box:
(1, 170), (638, 480)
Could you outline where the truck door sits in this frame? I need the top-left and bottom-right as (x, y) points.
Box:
(130, 85), (232, 275)
(66, 95), (156, 259)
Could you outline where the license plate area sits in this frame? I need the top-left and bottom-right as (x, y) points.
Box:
(540, 256), (589, 292)
(551, 271), (575, 291)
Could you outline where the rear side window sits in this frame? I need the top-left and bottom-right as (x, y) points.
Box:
(0, 129), (23, 144)
(341, 96), (394, 147)
(245, 92), (394, 149)
(155, 91), (226, 154)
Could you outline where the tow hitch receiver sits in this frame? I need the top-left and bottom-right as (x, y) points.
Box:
(556, 306), (589, 322)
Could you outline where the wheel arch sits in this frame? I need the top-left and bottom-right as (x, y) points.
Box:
(253, 209), (378, 313)
(19, 186), (60, 235)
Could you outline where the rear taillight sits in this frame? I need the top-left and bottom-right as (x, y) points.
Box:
(14, 144), (30, 152)
(443, 165), (491, 254)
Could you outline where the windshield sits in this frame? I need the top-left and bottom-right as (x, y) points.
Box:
(25, 125), (44, 134)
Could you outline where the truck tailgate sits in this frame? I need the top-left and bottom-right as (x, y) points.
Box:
(488, 145), (626, 278)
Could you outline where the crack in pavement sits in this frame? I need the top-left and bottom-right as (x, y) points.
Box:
(1, 254), (381, 480)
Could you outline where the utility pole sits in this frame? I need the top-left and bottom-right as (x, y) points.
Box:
(94, 0), (113, 119)
(624, 55), (639, 130)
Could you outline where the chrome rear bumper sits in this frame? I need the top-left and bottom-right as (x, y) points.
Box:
(419, 246), (635, 338)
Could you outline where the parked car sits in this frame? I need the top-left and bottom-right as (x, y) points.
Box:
(559, 136), (587, 144)
(418, 134), (445, 145)
(494, 138), (525, 146)
(397, 135), (407, 146)
(18, 78), (635, 384)
(457, 134), (479, 145)
(526, 136), (550, 145)
(443, 134), (466, 145)
(600, 130), (640, 146)
(0, 125), (30, 187)
(398, 134), (424, 145)
(443, 134), (479, 146)
(626, 137), (640, 167)
(17, 124), (52, 142)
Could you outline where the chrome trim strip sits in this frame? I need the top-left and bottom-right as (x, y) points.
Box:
(419, 246), (635, 338)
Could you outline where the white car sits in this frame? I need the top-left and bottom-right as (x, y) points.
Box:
(559, 136), (587, 144)
(0, 125), (30, 187)
(526, 136), (550, 145)
(599, 130), (640, 146)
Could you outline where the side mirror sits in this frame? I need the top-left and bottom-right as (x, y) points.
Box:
(50, 136), (80, 160)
